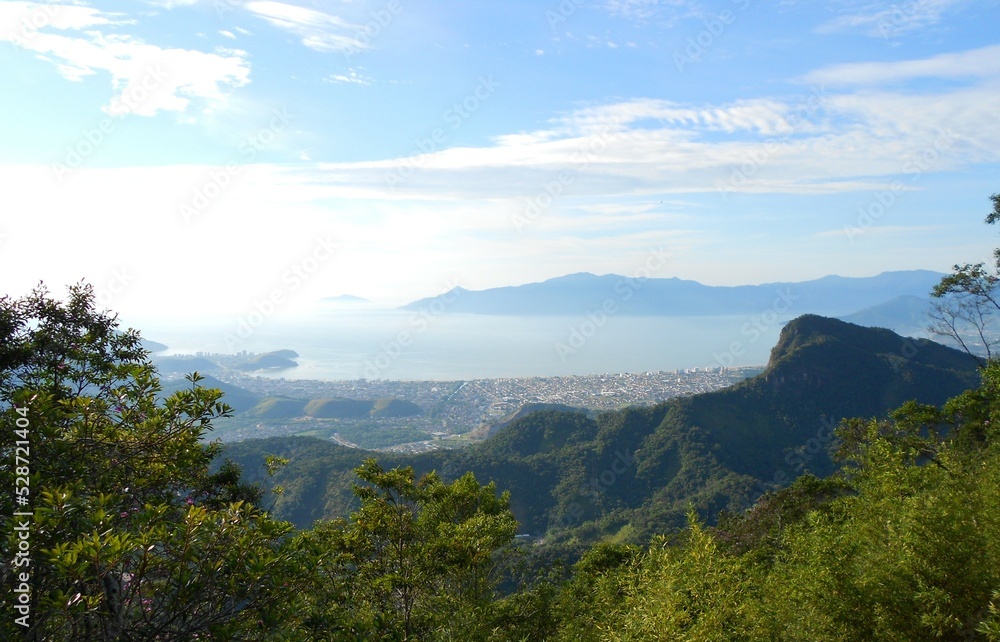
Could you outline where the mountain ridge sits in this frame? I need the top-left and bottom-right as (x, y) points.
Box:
(401, 269), (946, 317)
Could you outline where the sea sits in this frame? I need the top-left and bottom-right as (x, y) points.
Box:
(127, 310), (796, 382)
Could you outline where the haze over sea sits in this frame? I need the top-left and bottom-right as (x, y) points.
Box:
(128, 311), (805, 381)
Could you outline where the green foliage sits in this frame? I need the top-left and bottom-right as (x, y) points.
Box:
(0, 284), (295, 640)
(282, 459), (518, 640)
(546, 363), (1000, 641)
(713, 473), (852, 557)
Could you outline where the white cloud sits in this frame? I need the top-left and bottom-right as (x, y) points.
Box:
(289, 46), (1000, 202)
(605, 0), (697, 22)
(142, 0), (200, 7)
(0, 2), (122, 35)
(327, 68), (374, 85)
(243, 1), (364, 53)
(219, 29), (236, 39)
(802, 44), (1000, 85)
(814, 224), (946, 239)
(0, 2), (250, 116)
(816, 0), (963, 38)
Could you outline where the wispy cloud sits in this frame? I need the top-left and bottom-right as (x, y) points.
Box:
(801, 44), (1000, 85)
(0, 2), (250, 116)
(243, 1), (364, 53)
(605, 0), (699, 23)
(328, 68), (374, 85)
(815, 0), (964, 38)
(293, 46), (999, 202)
(141, 0), (200, 8)
(814, 224), (947, 239)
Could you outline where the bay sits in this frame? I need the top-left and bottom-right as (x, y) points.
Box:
(127, 310), (792, 381)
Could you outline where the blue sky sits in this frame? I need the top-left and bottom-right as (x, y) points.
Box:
(1, 0), (999, 319)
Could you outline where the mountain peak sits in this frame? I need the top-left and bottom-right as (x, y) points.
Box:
(767, 314), (977, 375)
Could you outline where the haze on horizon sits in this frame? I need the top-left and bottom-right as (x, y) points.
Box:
(1, 0), (999, 320)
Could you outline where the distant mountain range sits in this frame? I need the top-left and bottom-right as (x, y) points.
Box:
(401, 270), (946, 318)
(837, 295), (935, 336)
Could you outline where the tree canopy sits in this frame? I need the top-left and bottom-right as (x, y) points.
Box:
(1, 283), (295, 640)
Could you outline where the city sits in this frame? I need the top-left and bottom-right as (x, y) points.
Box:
(211, 367), (763, 450)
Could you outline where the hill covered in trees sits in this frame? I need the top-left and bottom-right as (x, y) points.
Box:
(226, 314), (980, 545)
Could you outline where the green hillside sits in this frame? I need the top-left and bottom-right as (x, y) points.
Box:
(246, 396), (308, 419)
(370, 397), (423, 418)
(304, 397), (374, 418)
(297, 397), (424, 419)
(225, 315), (980, 546)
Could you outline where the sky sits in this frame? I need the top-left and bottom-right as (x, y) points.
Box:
(1, 0), (999, 321)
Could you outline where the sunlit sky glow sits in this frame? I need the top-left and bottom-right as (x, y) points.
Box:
(1, 0), (999, 320)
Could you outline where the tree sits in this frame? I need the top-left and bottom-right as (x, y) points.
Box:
(930, 193), (1000, 363)
(0, 283), (295, 641)
(287, 459), (518, 640)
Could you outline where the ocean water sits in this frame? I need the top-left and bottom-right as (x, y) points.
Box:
(128, 310), (793, 381)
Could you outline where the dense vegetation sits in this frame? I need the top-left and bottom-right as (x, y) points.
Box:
(0, 285), (521, 640)
(549, 383), (1000, 641)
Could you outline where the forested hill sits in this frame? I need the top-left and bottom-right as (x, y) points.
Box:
(680, 314), (980, 483)
(224, 315), (980, 545)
